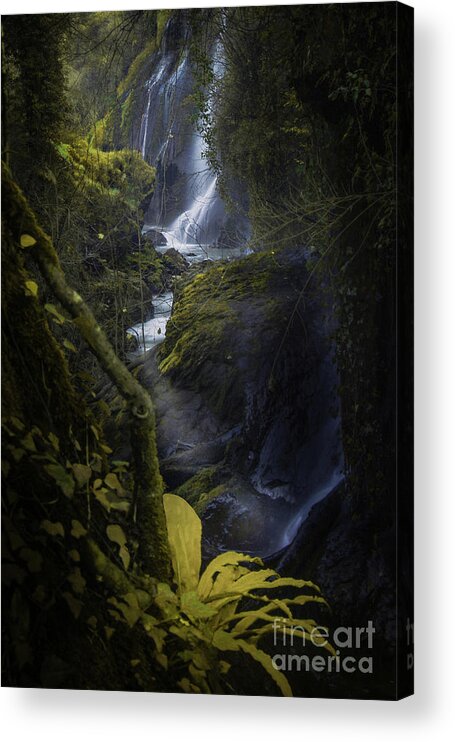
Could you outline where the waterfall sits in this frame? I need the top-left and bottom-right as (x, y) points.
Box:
(138, 35), (247, 253)
(159, 161), (223, 250)
(139, 57), (169, 158)
(156, 40), (226, 249)
(129, 34), (247, 354)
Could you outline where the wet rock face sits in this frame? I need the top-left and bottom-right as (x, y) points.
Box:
(162, 247), (189, 274)
(139, 245), (343, 557)
(274, 484), (398, 674)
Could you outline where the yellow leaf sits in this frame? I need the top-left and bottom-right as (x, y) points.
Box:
(44, 303), (66, 324)
(237, 639), (293, 697)
(198, 552), (263, 599)
(106, 524), (126, 548)
(119, 545), (130, 570)
(104, 472), (123, 493)
(48, 432), (60, 451)
(20, 234), (36, 248)
(163, 494), (202, 594)
(181, 590), (217, 619)
(25, 280), (38, 297)
(156, 653), (168, 670)
(72, 463), (92, 488)
(63, 339), (77, 352)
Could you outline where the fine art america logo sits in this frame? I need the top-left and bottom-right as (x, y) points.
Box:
(272, 619), (376, 674)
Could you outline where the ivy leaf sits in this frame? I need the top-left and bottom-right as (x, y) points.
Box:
(44, 303), (66, 325)
(104, 472), (123, 495)
(107, 524), (126, 547)
(25, 280), (39, 297)
(72, 463), (92, 488)
(21, 431), (37, 452)
(118, 546), (130, 570)
(19, 547), (43, 574)
(70, 519), (87, 539)
(94, 487), (130, 513)
(10, 417), (25, 431)
(63, 339), (77, 353)
(20, 234), (36, 248)
(44, 463), (75, 498)
(41, 520), (65, 538)
(106, 525), (130, 569)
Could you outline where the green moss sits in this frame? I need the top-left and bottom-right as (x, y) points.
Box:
(117, 40), (156, 98)
(90, 112), (115, 151)
(159, 260), (265, 375)
(126, 244), (166, 291)
(157, 250), (287, 420)
(156, 10), (172, 47)
(192, 485), (227, 516)
(60, 138), (155, 209)
(175, 466), (224, 514)
(120, 91), (135, 139)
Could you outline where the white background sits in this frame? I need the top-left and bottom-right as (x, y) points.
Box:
(1, 0), (454, 739)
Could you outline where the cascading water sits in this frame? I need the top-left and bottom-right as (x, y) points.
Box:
(138, 57), (169, 159)
(152, 40), (228, 252)
(130, 32), (246, 353)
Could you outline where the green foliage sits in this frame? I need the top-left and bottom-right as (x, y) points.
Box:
(57, 137), (155, 209)
(38, 136), (157, 363)
(2, 14), (69, 182)
(3, 408), (330, 694)
(137, 493), (332, 696)
(65, 11), (157, 133)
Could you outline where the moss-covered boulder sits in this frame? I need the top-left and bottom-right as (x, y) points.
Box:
(157, 249), (297, 425)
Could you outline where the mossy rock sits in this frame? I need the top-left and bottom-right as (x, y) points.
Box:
(157, 247), (305, 424)
(174, 465), (225, 513)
